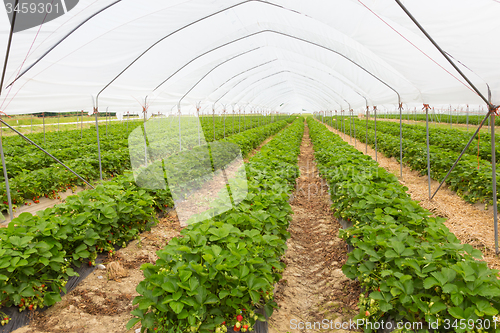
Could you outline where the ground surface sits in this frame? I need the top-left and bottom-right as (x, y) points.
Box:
(268, 124), (360, 333)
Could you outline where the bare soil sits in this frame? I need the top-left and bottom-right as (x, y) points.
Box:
(322, 120), (500, 271)
(269, 124), (360, 333)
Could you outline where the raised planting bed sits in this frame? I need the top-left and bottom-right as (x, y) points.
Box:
(307, 117), (500, 333)
(0, 117), (295, 332)
(127, 118), (305, 333)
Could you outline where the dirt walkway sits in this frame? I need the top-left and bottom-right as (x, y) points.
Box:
(322, 120), (500, 271)
(269, 124), (360, 333)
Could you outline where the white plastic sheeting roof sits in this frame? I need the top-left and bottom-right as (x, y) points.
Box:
(0, 0), (499, 115)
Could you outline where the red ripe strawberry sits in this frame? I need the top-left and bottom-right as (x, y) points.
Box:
(378, 287), (380, 292)
(365, 310), (370, 317)
(234, 325), (240, 332)
(29, 304), (33, 310)
(222, 321), (226, 325)
(236, 315), (243, 322)
(243, 325), (248, 330)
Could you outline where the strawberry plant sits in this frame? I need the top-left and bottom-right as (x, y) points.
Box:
(127, 118), (304, 333)
(308, 118), (500, 333)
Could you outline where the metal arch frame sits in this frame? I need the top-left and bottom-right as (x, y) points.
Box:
(235, 81), (332, 111)
(207, 54), (371, 110)
(176, 47), (261, 111)
(210, 59), (281, 110)
(220, 70), (339, 107)
(150, 30), (405, 107)
(93, 27), (407, 110)
(240, 81), (340, 111)
(234, 80), (339, 111)
(208, 59), (278, 98)
(7, 0), (123, 88)
(253, 88), (327, 111)
(219, 70), (350, 110)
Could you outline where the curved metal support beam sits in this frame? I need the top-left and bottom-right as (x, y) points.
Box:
(242, 81), (337, 110)
(211, 59), (278, 109)
(92, 0), (307, 107)
(208, 54), (371, 109)
(176, 47), (260, 111)
(154, 30), (403, 106)
(98, 26), (404, 109)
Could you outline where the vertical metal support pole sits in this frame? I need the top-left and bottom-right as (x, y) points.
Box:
(239, 109), (241, 133)
(353, 110), (356, 147)
(349, 110), (352, 143)
(94, 109), (103, 181)
(143, 108), (148, 165)
(212, 109), (215, 141)
(342, 110), (345, 139)
(127, 111), (129, 132)
(42, 112), (45, 145)
(492, 111), (500, 254)
(80, 110), (83, 139)
(58, 112), (60, 132)
(106, 108), (108, 136)
(365, 107), (368, 154)
(491, 109), (499, 254)
(425, 105), (431, 200)
(466, 105), (469, 132)
(30, 113), (32, 134)
(223, 109), (226, 138)
(335, 111), (338, 131)
(374, 106), (378, 162)
(0, 133), (13, 219)
(197, 107), (201, 146)
(399, 103), (403, 178)
(178, 109), (182, 151)
(233, 110), (235, 134)
(450, 106), (452, 129)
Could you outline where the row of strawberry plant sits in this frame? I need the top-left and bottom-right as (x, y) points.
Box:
(127, 117), (304, 333)
(0, 116), (290, 213)
(323, 116), (498, 205)
(350, 118), (500, 163)
(307, 118), (500, 332)
(0, 117), (295, 325)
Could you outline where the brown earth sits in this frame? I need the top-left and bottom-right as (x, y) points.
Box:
(269, 123), (360, 333)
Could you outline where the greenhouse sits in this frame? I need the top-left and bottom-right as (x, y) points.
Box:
(0, 1), (500, 332)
